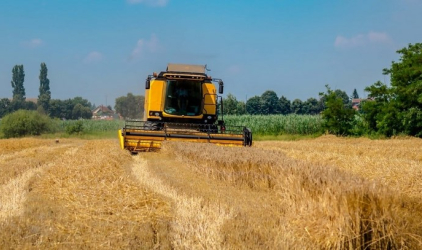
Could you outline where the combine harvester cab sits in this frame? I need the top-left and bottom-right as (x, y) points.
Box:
(118, 63), (252, 153)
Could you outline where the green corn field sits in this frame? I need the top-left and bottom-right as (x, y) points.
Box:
(223, 114), (322, 135)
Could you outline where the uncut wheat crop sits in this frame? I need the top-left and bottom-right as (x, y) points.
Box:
(1, 136), (421, 249)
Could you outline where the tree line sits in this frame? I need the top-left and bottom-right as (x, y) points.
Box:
(0, 63), (93, 119)
(0, 62), (146, 120)
(223, 88), (354, 116)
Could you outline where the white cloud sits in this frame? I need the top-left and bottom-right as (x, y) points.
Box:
(130, 34), (160, 60)
(334, 34), (365, 48)
(84, 51), (104, 63)
(126, 0), (168, 7)
(368, 31), (390, 43)
(22, 38), (43, 48)
(334, 31), (391, 48)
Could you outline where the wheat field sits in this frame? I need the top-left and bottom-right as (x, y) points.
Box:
(1, 136), (421, 249)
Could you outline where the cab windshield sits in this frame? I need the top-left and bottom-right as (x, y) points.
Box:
(164, 80), (202, 116)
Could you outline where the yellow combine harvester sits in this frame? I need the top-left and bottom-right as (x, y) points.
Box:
(118, 63), (252, 153)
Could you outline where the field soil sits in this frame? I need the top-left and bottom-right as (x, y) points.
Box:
(1, 136), (422, 249)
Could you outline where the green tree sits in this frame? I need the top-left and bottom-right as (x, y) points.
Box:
(319, 88), (351, 110)
(362, 43), (422, 137)
(71, 96), (92, 109)
(24, 101), (37, 111)
(385, 43), (422, 109)
(260, 90), (279, 114)
(49, 97), (92, 120)
(246, 96), (261, 115)
(291, 99), (304, 114)
(115, 93), (144, 119)
(303, 97), (321, 115)
(37, 62), (51, 114)
(62, 99), (75, 119)
(222, 94), (246, 115)
(10, 99), (37, 112)
(278, 96), (291, 115)
(49, 99), (65, 119)
(320, 85), (356, 135)
(0, 98), (12, 118)
(11, 65), (26, 109)
(223, 93), (240, 115)
(70, 97), (92, 119)
(335, 89), (351, 108)
(72, 103), (92, 119)
(65, 120), (84, 134)
(360, 81), (392, 133)
(0, 110), (52, 138)
(401, 107), (422, 136)
(352, 88), (359, 99)
(236, 101), (246, 115)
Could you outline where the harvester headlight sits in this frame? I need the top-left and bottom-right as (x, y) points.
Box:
(207, 116), (212, 119)
(149, 111), (162, 117)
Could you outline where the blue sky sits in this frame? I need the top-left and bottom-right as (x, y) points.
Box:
(1, 0), (421, 107)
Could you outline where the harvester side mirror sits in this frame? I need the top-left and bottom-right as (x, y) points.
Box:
(145, 77), (151, 89)
(218, 81), (224, 94)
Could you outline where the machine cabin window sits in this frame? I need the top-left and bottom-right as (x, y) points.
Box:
(164, 80), (202, 116)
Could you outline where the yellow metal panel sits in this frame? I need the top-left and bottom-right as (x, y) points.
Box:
(118, 129), (125, 149)
(203, 82), (216, 115)
(146, 79), (165, 119)
(143, 89), (149, 120)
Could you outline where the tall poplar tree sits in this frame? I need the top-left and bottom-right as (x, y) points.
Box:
(11, 65), (25, 102)
(37, 62), (51, 113)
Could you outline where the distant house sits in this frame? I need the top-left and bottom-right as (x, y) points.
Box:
(352, 98), (364, 111)
(92, 105), (114, 120)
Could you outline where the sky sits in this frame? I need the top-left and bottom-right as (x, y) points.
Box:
(1, 0), (422, 107)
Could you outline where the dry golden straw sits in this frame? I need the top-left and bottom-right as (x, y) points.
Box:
(0, 136), (421, 249)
